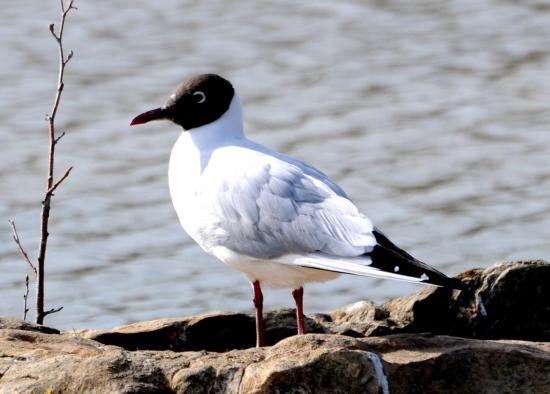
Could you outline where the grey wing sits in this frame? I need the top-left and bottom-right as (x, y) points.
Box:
(207, 153), (464, 290)
(248, 141), (349, 199)
(211, 158), (376, 259)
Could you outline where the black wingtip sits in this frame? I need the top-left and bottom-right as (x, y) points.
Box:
(371, 229), (469, 291)
(427, 276), (468, 291)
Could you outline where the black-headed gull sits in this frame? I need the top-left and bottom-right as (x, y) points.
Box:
(131, 74), (464, 347)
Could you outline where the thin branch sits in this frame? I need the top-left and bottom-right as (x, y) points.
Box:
(64, 50), (74, 65)
(43, 306), (64, 318)
(48, 23), (59, 41)
(23, 275), (30, 320)
(48, 0), (75, 125)
(61, 0), (78, 13)
(35, 0), (77, 325)
(47, 166), (73, 195)
(8, 220), (37, 275)
(53, 131), (66, 145)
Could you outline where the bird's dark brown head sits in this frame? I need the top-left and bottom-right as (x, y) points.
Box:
(130, 74), (235, 130)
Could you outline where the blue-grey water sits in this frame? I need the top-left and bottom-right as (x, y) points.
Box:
(1, 0), (549, 329)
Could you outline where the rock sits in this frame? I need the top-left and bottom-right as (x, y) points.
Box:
(239, 335), (386, 393)
(85, 309), (325, 352)
(1, 260), (548, 392)
(86, 312), (254, 352)
(471, 260), (550, 340)
(1, 327), (548, 393)
(0, 317), (59, 335)
(363, 334), (550, 394)
(171, 349), (263, 393)
(329, 260), (550, 341)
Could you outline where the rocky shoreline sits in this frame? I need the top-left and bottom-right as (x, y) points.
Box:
(1, 260), (548, 393)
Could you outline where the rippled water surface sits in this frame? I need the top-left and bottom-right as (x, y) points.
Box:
(1, 0), (549, 329)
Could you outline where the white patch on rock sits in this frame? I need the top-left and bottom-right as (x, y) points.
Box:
(420, 273), (429, 281)
(476, 293), (488, 317)
(346, 301), (369, 313)
(394, 266), (399, 272)
(365, 352), (390, 394)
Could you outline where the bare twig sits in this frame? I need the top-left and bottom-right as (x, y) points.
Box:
(65, 50), (74, 65)
(53, 131), (66, 145)
(34, 0), (76, 325)
(23, 275), (30, 320)
(47, 166), (73, 195)
(43, 306), (64, 318)
(8, 220), (37, 275)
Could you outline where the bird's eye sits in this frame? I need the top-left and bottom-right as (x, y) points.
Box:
(193, 91), (206, 104)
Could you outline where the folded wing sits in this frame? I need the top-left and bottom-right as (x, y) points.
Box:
(208, 155), (376, 259)
(208, 151), (463, 289)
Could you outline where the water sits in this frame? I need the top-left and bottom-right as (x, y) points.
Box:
(1, 0), (549, 330)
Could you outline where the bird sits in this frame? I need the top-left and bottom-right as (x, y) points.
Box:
(130, 74), (465, 347)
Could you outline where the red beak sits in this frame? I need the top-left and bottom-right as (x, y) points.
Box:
(130, 107), (167, 126)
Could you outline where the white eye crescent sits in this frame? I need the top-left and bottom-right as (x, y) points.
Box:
(193, 91), (206, 104)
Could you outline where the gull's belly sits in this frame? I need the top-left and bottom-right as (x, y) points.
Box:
(209, 245), (340, 288)
(229, 259), (341, 289)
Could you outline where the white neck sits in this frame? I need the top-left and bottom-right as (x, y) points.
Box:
(184, 93), (245, 151)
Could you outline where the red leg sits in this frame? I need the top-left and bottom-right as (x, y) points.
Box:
(292, 286), (305, 335)
(252, 280), (265, 347)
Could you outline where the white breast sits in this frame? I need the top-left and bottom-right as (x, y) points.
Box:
(168, 133), (203, 241)
(168, 134), (257, 253)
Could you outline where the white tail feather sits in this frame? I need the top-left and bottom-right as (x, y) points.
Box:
(277, 253), (438, 285)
